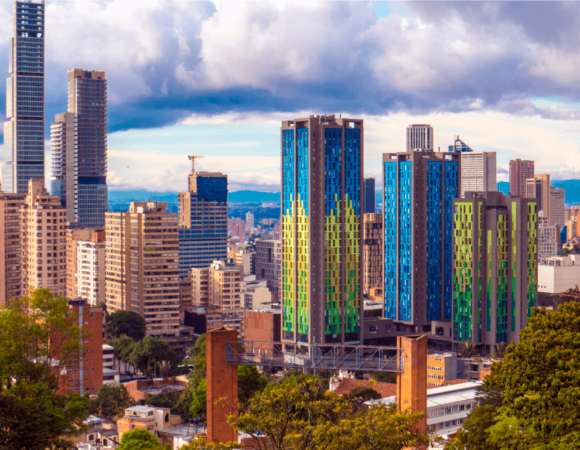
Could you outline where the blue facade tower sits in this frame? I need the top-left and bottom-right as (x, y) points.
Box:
(382, 150), (461, 332)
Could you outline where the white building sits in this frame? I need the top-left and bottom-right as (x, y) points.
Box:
(460, 152), (497, 198)
(102, 344), (120, 384)
(538, 221), (560, 264)
(75, 239), (105, 306)
(538, 255), (580, 294)
(243, 280), (272, 309)
(245, 212), (255, 232)
(406, 124), (434, 152)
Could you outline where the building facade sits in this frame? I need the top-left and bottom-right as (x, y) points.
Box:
(0, 190), (25, 303)
(383, 150), (460, 332)
(460, 152), (497, 198)
(3, 1), (45, 194)
(538, 216), (560, 264)
(509, 159), (534, 197)
(255, 239), (281, 300)
(364, 177), (376, 214)
(105, 202), (180, 338)
(52, 69), (108, 228)
(550, 186), (565, 227)
(282, 115), (364, 344)
(178, 156), (228, 275)
(22, 178), (66, 296)
(66, 229), (106, 305)
(448, 136), (474, 153)
(191, 260), (242, 310)
(363, 213), (383, 294)
(245, 212), (254, 233)
(526, 174), (551, 222)
(453, 191), (537, 352)
(538, 255), (580, 294)
(406, 124), (433, 152)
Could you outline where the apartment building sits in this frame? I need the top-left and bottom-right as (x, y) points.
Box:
(509, 159), (534, 197)
(230, 244), (255, 276)
(460, 151), (497, 198)
(406, 124), (433, 152)
(0, 190), (25, 303)
(363, 213), (383, 294)
(66, 228), (105, 305)
(255, 239), (281, 300)
(245, 212), (255, 232)
(21, 178), (66, 296)
(427, 352), (458, 386)
(105, 202), (180, 339)
(191, 260), (242, 310)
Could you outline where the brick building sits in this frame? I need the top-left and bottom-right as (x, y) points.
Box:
(123, 377), (187, 402)
(0, 189), (25, 303)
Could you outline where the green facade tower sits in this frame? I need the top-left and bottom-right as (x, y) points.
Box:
(453, 191), (537, 354)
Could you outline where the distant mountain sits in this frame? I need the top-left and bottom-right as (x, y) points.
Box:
(109, 190), (280, 204)
(229, 191), (280, 203)
(498, 180), (580, 203)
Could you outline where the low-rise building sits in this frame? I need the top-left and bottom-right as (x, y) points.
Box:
(538, 254), (580, 293)
(117, 405), (184, 443)
(427, 352), (457, 386)
(123, 377), (188, 403)
(243, 280), (272, 309)
(457, 358), (499, 381)
(207, 310), (244, 338)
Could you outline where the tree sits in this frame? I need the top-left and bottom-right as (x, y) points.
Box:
(106, 310), (147, 341)
(232, 375), (428, 450)
(190, 378), (207, 418)
(457, 340), (477, 357)
(370, 371), (397, 384)
(449, 405), (500, 450)
(117, 428), (163, 450)
(93, 383), (135, 419)
(238, 365), (268, 407)
(145, 387), (183, 413)
(111, 334), (136, 374)
(130, 336), (180, 378)
(560, 247), (569, 256)
(0, 290), (91, 448)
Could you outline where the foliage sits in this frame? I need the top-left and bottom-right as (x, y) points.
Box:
(0, 290), (93, 448)
(448, 405), (500, 450)
(238, 365), (268, 407)
(232, 374), (428, 450)
(190, 377), (207, 418)
(130, 336), (180, 378)
(145, 387), (183, 413)
(176, 335), (207, 420)
(179, 439), (238, 450)
(370, 371), (397, 384)
(457, 340), (477, 357)
(560, 247), (569, 256)
(92, 382), (135, 419)
(106, 310), (147, 341)
(117, 428), (162, 450)
(111, 334), (137, 374)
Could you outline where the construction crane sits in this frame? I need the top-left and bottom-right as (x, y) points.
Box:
(188, 155), (204, 174)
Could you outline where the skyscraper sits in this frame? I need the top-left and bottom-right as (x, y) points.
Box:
(364, 177), (376, 213)
(509, 159), (534, 197)
(3, 1), (45, 193)
(453, 191), (537, 352)
(526, 174), (550, 220)
(282, 115), (363, 344)
(363, 213), (383, 294)
(383, 149), (461, 332)
(448, 136), (474, 153)
(406, 124), (433, 152)
(549, 186), (565, 227)
(0, 190), (26, 303)
(460, 152), (497, 198)
(51, 69), (108, 228)
(245, 211), (255, 232)
(255, 239), (282, 300)
(178, 156), (228, 276)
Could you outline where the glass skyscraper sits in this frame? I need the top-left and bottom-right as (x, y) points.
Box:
(282, 115), (363, 345)
(364, 177), (375, 214)
(3, 1), (45, 194)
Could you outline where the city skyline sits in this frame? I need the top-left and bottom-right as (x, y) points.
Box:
(1, 1), (580, 193)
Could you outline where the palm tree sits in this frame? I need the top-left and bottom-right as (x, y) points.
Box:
(458, 341), (477, 358)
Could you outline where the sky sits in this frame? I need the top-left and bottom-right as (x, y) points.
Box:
(1, 1), (580, 192)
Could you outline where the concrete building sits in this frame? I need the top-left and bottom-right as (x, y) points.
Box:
(550, 186), (566, 227)
(282, 115), (364, 344)
(363, 213), (383, 294)
(179, 156), (228, 275)
(228, 218), (245, 240)
(526, 174), (550, 220)
(51, 69), (108, 228)
(191, 260), (242, 310)
(66, 228), (105, 305)
(427, 352), (457, 386)
(3, 1), (45, 194)
(452, 191), (538, 353)
(406, 124), (433, 152)
(243, 280), (271, 309)
(538, 255), (580, 294)
(448, 136), (474, 153)
(364, 177), (376, 214)
(509, 159), (534, 197)
(255, 239), (281, 300)
(245, 211), (254, 233)
(244, 309), (282, 356)
(566, 220), (577, 241)
(231, 244), (255, 276)
(206, 310), (244, 338)
(0, 190), (25, 303)
(383, 150), (460, 333)
(459, 151), (497, 198)
(118, 405), (183, 444)
(457, 358), (497, 381)
(21, 178), (66, 296)
(538, 216), (560, 264)
(105, 202), (180, 339)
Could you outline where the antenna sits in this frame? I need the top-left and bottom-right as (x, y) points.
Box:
(188, 155), (205, 174)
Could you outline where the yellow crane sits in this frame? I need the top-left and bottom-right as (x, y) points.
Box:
(188, 155), (204, 173)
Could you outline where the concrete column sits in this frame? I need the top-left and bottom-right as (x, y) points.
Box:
(207, 329), (238, 443)
(397, 334), (427, 446)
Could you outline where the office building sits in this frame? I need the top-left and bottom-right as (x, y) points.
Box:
(427, 352), (458, 386)
(460, 152), (497, 198)
(228, 218), (245, 239)
(52, 69), (108, 228)
(538, 255), (580, 294)
(178, 156), (228, 276)
(526, 174), (551, 222)
(509, 159), (534, 197)
(363, 213), (383, 294)
(453, 191), (537, 352)
(66, 228), (105, 305)
(105, 202), (180, 338)
(364, 177), (376, 213)
(538, 221), (560, 264)
(448, 136), (474, 153)
(550, 186), (565, 227)
(3, 1), (45, 194)
(243, 280), (272, 309)
(406, 124), (433, 152)
(21, 178), (66, 296)
(0, 190), (25, 303)
(230, 244), (255, 276)
(191, 260), (242, 310)
(383, 150), (460, 332)
(255, 239), (281, 299)
(282, 115), (363, 344)
(245, 212), (254, 232)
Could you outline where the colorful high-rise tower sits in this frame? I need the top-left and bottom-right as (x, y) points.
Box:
(453, 191), (537, 353)
(383, 150), (461, 332)
(282, 115), (364, 344)
(3, 1), (45, 193)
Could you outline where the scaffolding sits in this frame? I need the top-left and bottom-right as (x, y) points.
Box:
(225, 341), (404, 372)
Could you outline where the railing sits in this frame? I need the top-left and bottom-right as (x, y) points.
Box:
(225, 341), (404, 372)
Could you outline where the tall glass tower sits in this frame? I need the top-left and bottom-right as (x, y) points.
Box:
(282, 115), (364, 345)
(3, 1), (45, 194)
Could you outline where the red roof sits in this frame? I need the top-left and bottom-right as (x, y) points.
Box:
(334, 379), (397, 398)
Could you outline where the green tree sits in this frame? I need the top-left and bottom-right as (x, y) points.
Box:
(238, 365), (268, 407)
(93, 383), (135, 419)
(130, 336), (180, 378)
(449, 405), (500, 450)
(560, 247), (569, 256)
(190, 377), (207, 418)
(0, 290), (91, 448)
(483, 303), (580, 449)
(111, 334), (136, 374)
(370, 371), (397, 384)
(145, 387), (183, 413)
(117, 428), (162, 450)
(106, 310), (147, 341)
